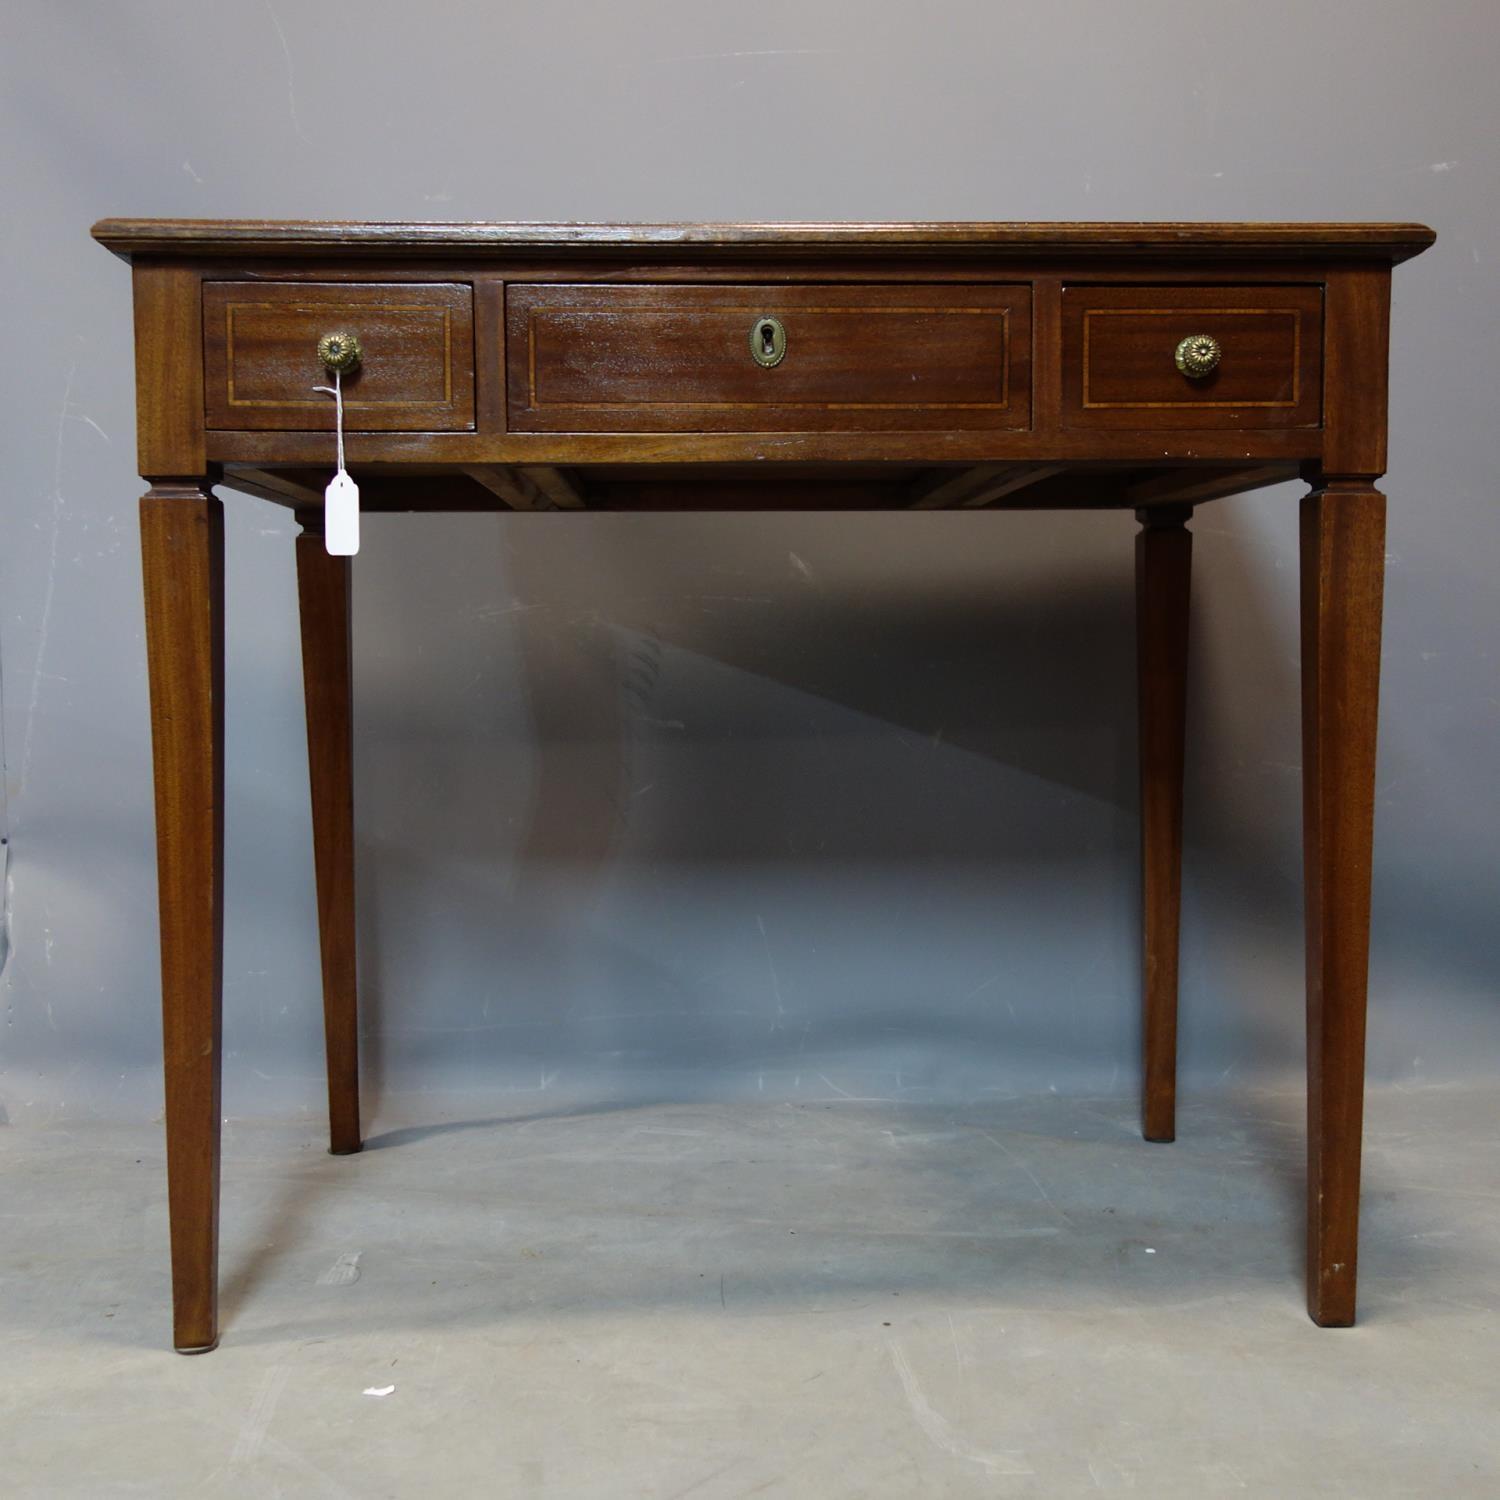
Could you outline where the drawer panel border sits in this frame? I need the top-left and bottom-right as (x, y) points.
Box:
(506, 282), (1031, 435)
(1061, 282), (1323, 430)
(221, 300), (458, 410)
(1081, 306), (1305, 410)
(202, 280), (477, 433)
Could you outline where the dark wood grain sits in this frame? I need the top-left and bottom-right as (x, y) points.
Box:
(92, 219), (1438, 263)
(131, 256), (1416, 291)
(1300, 482), (1385, 1327)
(1063, 285), (1322, 429)
(472, 275), (507, 435)
(1136, 507), (1193, 1142)
(132, 265), (207, 477)
(140, 484), (225, 1353)
(1321, 268), (1392, 479)
(296, 519), (361, 1155)
(204, 427), (1332, 469)
(507, 283), (1029, 433)
(203, 281), (474, 432)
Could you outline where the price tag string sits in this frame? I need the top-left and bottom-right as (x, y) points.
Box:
(313, 367), (360, 556)
(313, 367), (348, 473)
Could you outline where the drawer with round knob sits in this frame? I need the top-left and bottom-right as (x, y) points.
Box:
(1061, 284), (1323, 428)
(202, 281), (475, 431)
(505, 283), (1031, 433)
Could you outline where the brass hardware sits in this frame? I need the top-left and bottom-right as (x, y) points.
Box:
(749, 316), (787, 368)
(317, 331), (362, 373)
(1174, 333), (1221, 378)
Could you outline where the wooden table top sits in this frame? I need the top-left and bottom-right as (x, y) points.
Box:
(91, 219), (1437, 263)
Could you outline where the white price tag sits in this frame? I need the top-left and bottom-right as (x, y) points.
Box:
(324, 469), (360, 555)
(314, 366), (359, 555)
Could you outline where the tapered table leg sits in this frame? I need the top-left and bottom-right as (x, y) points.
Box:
(140, 484), (225, 1353)
(1300, 481), (1385, 1326)
(296, 515), (362, 1155)
(1136, 506), (1192, 1143)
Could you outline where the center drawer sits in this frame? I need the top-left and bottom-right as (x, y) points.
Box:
(506, 284), (1030, 432)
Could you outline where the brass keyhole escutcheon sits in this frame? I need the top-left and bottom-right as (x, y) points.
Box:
(317, 331), (362, 374)
(750, 316), (787, 368)
(1174, 333), (1221, 379)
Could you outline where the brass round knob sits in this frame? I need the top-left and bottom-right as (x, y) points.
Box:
(317, 331), (362, 373)
(1174, 333), (1221, 379)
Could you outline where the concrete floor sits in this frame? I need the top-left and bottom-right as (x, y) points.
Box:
(3, 1084), (1498, 1497)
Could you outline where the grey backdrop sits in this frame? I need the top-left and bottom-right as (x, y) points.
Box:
(2, 1), (1496, 1127)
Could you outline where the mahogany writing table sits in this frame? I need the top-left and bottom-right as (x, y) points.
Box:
(91, 219), (1435, 1352)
